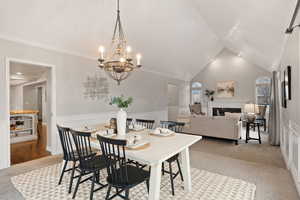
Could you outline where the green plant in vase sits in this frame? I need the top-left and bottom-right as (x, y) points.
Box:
(109, 95), (133, 108)
(109, 95), (133, 136)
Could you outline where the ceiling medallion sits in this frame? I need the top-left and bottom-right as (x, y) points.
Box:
(97, 0), (142, 85)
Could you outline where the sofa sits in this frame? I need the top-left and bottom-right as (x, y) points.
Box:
(178, 115), (242, 145)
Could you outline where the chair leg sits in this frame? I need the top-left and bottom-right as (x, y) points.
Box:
(125, 189), (130, 200)
(146, 180), (150, 193)
(162, 162), (165, 175)
(72, 171), (83, 199)
(58, 160), (68, 185)
(105, 185), (112, 200)
(68, 161), (76, 193)
(176, 159), (184, 181)
(89, 172), (96, 200)
(169, 162), (175, 196)
(258, 125), (262, 144)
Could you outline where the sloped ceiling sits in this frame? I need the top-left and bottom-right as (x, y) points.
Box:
(0, 0), (296, 80)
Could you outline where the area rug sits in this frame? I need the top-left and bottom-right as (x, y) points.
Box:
(11, 163), (256, 200)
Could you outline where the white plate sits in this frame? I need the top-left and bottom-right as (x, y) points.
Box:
(96, 132), (116, 138)
(127, 140), (149, 149)
(151, 130), (174, 137)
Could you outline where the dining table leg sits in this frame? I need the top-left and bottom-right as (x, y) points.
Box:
(180, 147), (192, 192)
(148, 161), (162, 200)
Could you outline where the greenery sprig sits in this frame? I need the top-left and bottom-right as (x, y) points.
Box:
(109, 95), (133, 109)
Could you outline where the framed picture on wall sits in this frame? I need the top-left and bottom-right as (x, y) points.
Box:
(285, 66), (292, 100)
(216, 80), (235, 98)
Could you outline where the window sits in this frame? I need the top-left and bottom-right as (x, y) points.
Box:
(256, 77), (271, 105)
(191, 82), (202, 104)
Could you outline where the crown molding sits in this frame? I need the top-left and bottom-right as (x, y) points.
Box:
(0, 34), (186, 81)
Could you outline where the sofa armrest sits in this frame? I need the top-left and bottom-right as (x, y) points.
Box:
(236, 121), (242, 139)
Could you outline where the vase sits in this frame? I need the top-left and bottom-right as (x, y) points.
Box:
(117, 108), (127, 136)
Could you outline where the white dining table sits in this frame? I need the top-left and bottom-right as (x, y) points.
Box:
(90, 129), (202, 200)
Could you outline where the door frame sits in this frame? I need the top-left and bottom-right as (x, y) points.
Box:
(2, 57), (57, 168)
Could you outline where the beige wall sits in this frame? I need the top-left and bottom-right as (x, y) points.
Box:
(191, 49), (272, 103)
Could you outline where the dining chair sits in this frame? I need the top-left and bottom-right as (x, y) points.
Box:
(110, 118), (133, 130)
(160, 121), (176, 129)
(161, 121), (185, 196)
(126, 118), (133, 127)
(135, 119), (155, 129)
(57, 125), (80, 194)
(97, 135), (150, 200)
(71, 130), (108, 200)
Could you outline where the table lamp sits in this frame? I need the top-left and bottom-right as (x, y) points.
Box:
(244, 103), (258, 122)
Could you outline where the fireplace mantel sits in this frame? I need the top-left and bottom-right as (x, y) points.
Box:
(203, 100), (249, 116)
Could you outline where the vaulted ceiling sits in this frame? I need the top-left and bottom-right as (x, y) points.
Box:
(0, 0), (296, 80)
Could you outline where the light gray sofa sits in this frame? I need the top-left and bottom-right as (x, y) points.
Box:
(179, 116), (242, 145)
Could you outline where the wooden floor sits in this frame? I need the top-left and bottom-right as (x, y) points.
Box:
(10, 122), (51, 165)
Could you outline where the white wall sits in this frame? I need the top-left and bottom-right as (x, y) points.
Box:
(192, 49), (272, 104)
(0, 38), (184, 168)
(279, 28), (300, 196)
(167, 84), (179, 121)
(10, 85), (23, 110)
(280, 30), (300, 125)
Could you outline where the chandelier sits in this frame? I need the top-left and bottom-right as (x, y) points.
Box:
(97, 0), (142, 85)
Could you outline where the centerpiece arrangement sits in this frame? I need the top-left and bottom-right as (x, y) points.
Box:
(109, 95), (133, 136)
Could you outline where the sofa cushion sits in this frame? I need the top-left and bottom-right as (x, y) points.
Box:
(224, 112), (241, 120)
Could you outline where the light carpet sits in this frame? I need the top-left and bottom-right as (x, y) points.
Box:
(11, 163), (256, 200)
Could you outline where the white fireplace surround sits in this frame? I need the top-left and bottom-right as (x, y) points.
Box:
(202, 100), (249, 116)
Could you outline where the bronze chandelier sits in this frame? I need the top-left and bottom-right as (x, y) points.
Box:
(98, 0), (142, 85)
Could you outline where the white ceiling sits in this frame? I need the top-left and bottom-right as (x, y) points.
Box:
(0, 0), (297, 80)
(10, 62), (49, 85)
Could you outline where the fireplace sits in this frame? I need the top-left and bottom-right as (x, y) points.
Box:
(212, 107), (242, 116)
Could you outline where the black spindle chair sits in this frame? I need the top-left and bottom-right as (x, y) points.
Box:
(71, 130), (108, 200)
(135, 119), (155, 129)
(97, 135), (150, 200)
(126, 118), (133, 127)
(57, 125), (79, 194)
(161, 121), (185, 196)
(160, 121), (176, 130)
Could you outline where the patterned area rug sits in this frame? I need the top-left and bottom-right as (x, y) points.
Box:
(11, 163), (256, 200)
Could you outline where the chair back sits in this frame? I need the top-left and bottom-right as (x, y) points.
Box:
(257, 105), (267, 117)
(160, 121), (185, 133)
(97, 135), (129, 184)
(172, 122), (185, 133)
(160, 121), (176, 129)
(126, 118), (133, 126)
(57, 125), (75, 161)
(135, 119), (155, 129)
(70, 130), (95, 168)
(189, 104), (205, 115)
(111, 117), (133, 127)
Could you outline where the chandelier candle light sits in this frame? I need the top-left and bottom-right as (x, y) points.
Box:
(98, 0), (142, 85)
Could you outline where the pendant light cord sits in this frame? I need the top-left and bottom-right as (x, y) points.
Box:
(117, 0), (120, 12)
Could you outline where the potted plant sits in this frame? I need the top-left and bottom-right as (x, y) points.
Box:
(205, 89), (215, 101)
(109, 95), (133, 136)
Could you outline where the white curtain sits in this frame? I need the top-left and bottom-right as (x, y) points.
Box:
(268, 71), (281, 145)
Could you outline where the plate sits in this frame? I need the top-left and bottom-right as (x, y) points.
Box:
(150, 131), (175, 137)
(126, 140), (150, 150)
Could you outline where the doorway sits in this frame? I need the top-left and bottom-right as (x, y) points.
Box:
(3, 58), (56, 167)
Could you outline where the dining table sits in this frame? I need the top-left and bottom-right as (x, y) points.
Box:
(89, 127), (202, 200)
